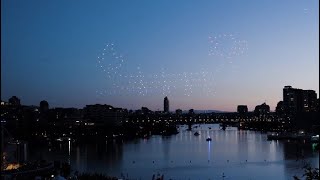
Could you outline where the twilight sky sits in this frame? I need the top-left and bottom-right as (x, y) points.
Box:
(1, 0), (319, 112)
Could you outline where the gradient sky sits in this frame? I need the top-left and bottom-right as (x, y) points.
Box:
(1, 0), (319, 112)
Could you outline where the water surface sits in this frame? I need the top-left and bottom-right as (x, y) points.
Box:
(28, 124), (319, 179)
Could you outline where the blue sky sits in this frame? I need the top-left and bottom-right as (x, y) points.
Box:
(1, 0), (319, 111)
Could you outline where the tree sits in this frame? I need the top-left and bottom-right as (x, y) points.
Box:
(293, 164), (319, 180)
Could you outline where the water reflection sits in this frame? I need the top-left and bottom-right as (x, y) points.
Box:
(162, 137), (170, 161)
(26, 124), (318, 179)
(68, 139), (70, 165)
(283, 141), (315, 160)
(207, 141), (211, 162)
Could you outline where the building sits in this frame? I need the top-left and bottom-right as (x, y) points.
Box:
(141, 107), (152, 114)
(1, 100), (9, 106)
(237, 105), (248, 114)
(9, 96), (21, 106)
(283, 86), (301, 113)
(188, 109), (194, 115)
(254, 103), (270, 115)
(302, 90), (317, 112)
(175, 109), (182, 115)
(39, 100), (49, 113)
(283, 86), (317, 113)
(164, 96), (169, 113)
(39, 101), (49, 125)
(275, 101), (285, 115)
(84, 104), (122, 126)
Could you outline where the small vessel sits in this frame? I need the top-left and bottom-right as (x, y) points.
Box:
(206, 137), (212, 141)
(194, 132), (200, 136)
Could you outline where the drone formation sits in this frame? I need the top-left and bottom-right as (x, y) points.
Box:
(96, 34), (248, 98)
(208, 33), (248, 59)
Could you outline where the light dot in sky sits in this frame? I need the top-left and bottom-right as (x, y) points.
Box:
(96, 42), (221, 98)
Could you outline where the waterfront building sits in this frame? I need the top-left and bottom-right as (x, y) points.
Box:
(283, 86), (317, 113)
(302, 90), (317, 112)
(237, 105), (248, 114)
(254, 103), (270, 115)
(275, 101), (285, 115)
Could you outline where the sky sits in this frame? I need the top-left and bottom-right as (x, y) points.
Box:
(1, 0), (319, 112)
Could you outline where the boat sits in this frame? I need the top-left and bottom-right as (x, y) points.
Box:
(194, 132), (200, 136)
(1, 161), (54, 176)
(206, 137), (212, 141)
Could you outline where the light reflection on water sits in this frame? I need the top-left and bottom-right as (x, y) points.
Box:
(28, 124), (319, 179)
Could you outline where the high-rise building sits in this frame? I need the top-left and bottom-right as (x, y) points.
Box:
(283, 86), (317, 113)
(164, 96), (169, 113)
(39, 100), (49, 124)
(283, 86), (303, 113)
(302, 90), (317, 112)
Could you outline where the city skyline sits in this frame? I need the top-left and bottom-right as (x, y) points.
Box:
(1, 0), (319, 112)
(2, 84), (318, 113)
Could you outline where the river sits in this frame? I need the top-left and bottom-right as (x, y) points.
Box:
(27, 124), (319, 179)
